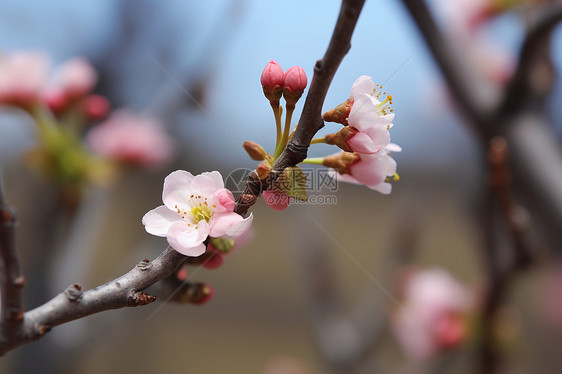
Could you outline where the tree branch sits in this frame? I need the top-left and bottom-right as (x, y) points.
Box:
(1, 0), (367, 356)
(235, 0), (366, 215)
(500, 5), (562, 113)
(0, 172), (25, 342)
(0, 247), (186, 356)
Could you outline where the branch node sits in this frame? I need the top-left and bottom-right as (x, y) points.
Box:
(7, 308), (24, 322)
(132, 292), (156, 306)
(137, 258), (152, 271)
(12, 276), (25, 289)
(36, 324), (51, 337)
(64, 283), (83, 301)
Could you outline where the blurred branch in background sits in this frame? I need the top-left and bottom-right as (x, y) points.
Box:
(401, 1), (562, 373)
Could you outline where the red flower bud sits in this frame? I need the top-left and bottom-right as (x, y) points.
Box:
(283, 66), (307, 94)
(83, 94), (110, 121)
(260, 60), (284, 101)
(191, 284), (214, 305)
(283, 66), (307, 106)
(202, 247), (224, 270)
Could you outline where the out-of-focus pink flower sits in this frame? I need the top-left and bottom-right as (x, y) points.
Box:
(50, 58), (97, 101)
(435, 0), (515, 84)
(86, 109), (174, 166)
(0, 51), (49, 108)
(142, 170), (253, 256)
(83, 94), (110, 121)
(263, 189), (290, 211)
(391, 269), (472, 360)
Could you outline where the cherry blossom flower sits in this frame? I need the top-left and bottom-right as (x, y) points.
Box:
(392, 269), (472, 360)
(348, 75), (395, 130)
(142, 170), (253, 256)
(324, 75), (396, 155)
(86, 109), (174, 166)
(50, 58), (97, 101)
(0, 51), (49, 108)
(326, 148), (400, 194)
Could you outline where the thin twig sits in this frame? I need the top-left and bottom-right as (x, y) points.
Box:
(500, 5), (562, 113)
(487, 137), (535, 267)
(0, 172), (25, 343)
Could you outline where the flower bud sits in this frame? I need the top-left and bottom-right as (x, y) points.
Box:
(260, 60), (284, 102)
(323, 98), (352, 125)
(263, 190), (290, 211)
(323, 152), (360, 174)
(83, 94), (110, 121)
(243, 141), (267, 161)
(209, 237), (236, 253)
(202, 249), (224, 270)
(44, 89), (68, 116)
(282, 66), (307, 105)
(176, 267), (189, 281)
(190, 283), (214, 305)
(256, 160), (272, 180)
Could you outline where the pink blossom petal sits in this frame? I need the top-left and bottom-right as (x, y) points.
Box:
(349, 155), (387, 187)
(362, 125), (391, 148)
(190, 171), (224, 195)
(387, 143), (402, 152)
(348, 94), (380, 131)
(347, 131), (380, 154)
(263, 190), (290, 211)
(223, 213), (253, 239)
(162, 170), (195, 210)
(212, 188), (235, 213)
(369, 182), (392, 194)
(167, 220), (209, 257)
(350, 75), (375, 100)
(209, 212), (251, 238)
(142, 205), (181, 236)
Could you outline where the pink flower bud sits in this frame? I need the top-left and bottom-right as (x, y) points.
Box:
(176, 267), (189, 281)
(191, 284), (214, 305)
(202, 247), (224, 270)
(44, 89), (68, 116)
(83, 94), (110, 121)
(263, 190), (290, 211)
(283, 66), (307, 94)
(212, 188), (236, 213)
(260, 60), (284, 92)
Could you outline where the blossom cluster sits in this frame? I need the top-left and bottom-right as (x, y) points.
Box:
(0, 50), (174, 194)
(244, 60), (401, 211)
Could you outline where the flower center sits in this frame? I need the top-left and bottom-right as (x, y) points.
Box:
(371, 84), (394, 116)
(191, 205), (213, 223)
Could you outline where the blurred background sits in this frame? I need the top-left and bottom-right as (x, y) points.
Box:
(0, 0), (561, 373)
